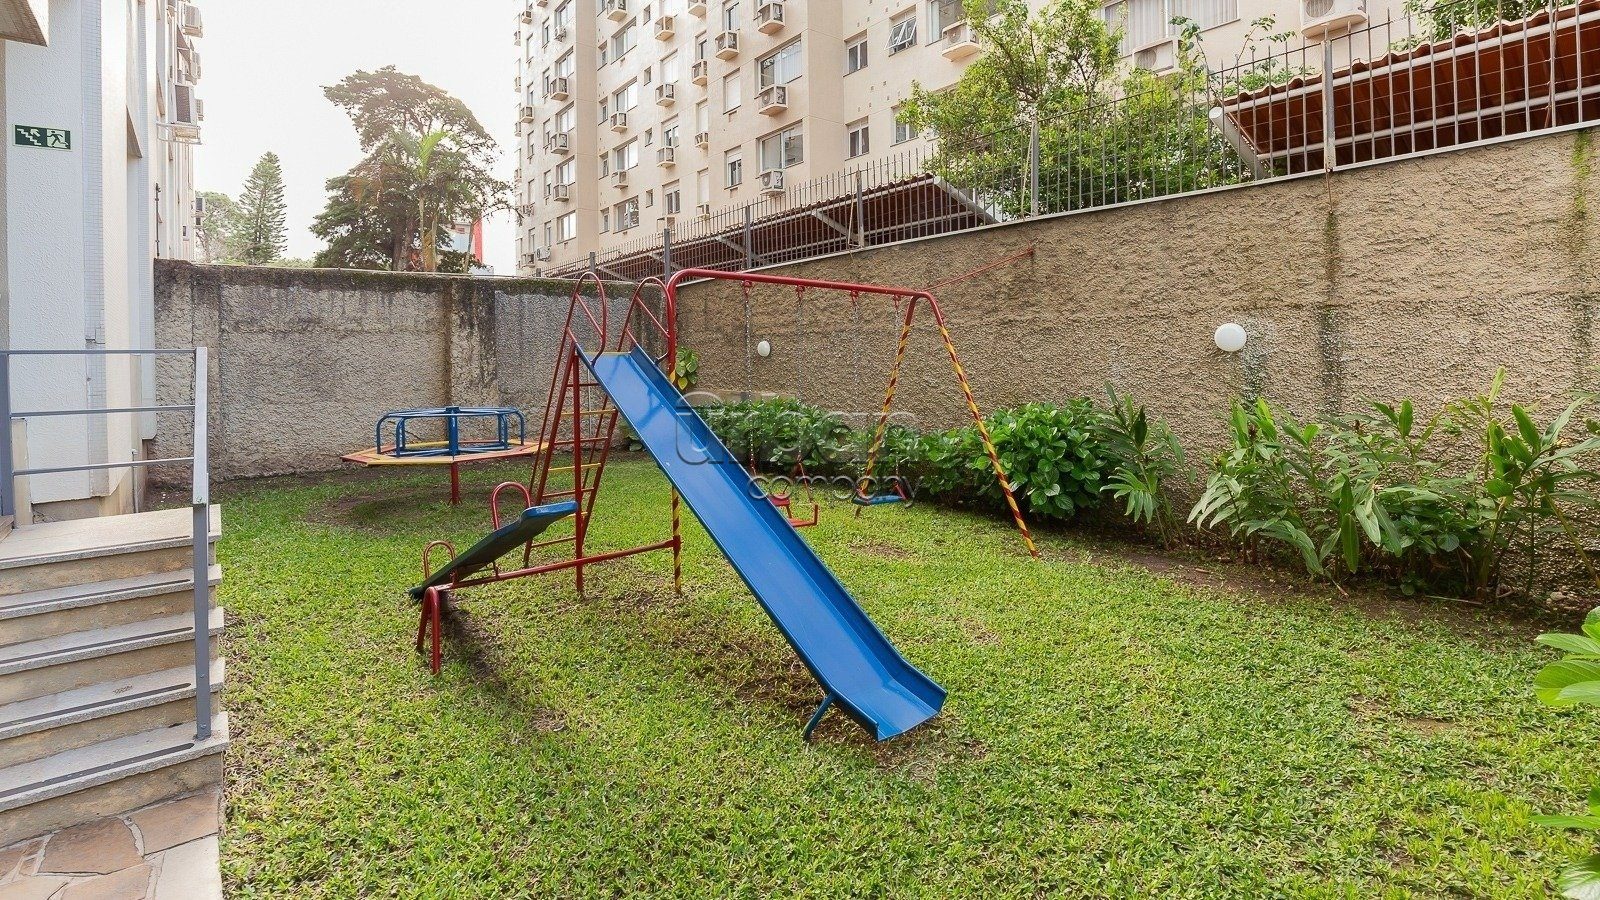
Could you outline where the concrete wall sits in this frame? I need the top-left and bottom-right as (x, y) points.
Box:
(674, 128), (1600, 454)
(153, 262), (654, 481)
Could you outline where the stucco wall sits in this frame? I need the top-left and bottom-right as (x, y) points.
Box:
(153, 262), (653, 480)
(675, 129), (1600, 453)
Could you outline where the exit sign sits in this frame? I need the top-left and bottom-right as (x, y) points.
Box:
(13, 125), (71, 150)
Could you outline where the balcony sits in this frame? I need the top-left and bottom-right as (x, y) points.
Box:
(940, 21), (980, 60)
(691, 59), (709, 85)
(655, 15), (675, 39)
(756, 2), (785, 35)
(715, 30), (739, 60)
(655, 83), (677, 106)
(757, 84), (787, 115)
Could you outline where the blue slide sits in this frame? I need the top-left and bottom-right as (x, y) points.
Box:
(583, 347), (946, 741)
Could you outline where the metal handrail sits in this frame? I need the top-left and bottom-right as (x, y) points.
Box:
(0, 348), (214, 742)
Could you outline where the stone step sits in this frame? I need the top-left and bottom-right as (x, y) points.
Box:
(0, 564), (222, 645)
(0, 506), (221, 597)
(0, 608), (224, 706)
(0, 658), (226, 768)
(0, 713), (228, 847)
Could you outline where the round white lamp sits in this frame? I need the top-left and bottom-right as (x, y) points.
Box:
(1213, 322), (1247, 353)
(756, 339), (772, 358)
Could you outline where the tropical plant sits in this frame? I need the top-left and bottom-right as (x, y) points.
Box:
(701, 398), (852, 475)
(1532, 607), (1600, 899)
(931, 401), (1107, 521)
(1095, 384), (1187, 545)
(235, 153), (288, 265)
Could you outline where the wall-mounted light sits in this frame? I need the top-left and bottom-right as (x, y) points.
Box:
(756, 339), (772, 358)
(1213, 323), (1247, 353)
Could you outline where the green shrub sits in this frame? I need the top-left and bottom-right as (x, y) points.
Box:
(930, 401), (1107, 521)
(700, 397), (852, 475)
(1533, 608), (1600, 898)
(1095, 385), (1188, 546)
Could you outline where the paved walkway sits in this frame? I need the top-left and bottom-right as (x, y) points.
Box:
(0, 788), (222, 899)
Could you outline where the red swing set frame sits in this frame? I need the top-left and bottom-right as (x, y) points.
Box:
(414, 267), (1036, 673)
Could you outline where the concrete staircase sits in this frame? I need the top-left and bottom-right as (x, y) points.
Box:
(0, 507), (227, 847)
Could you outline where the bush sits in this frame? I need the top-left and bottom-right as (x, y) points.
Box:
(930, 401), (1107, 521)
(700, 397), (852, 475)
(1095, 385), (1188, 546)
(1532, 608), (1600, 898)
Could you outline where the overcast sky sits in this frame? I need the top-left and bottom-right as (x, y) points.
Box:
(193, 0), (519, 273)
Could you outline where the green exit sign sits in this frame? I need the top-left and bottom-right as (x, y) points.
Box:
(13, 125), (71, 150)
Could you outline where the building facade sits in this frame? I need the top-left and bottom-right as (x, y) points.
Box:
(512, 0), (1406, 274)
(3, 0), (205, 520)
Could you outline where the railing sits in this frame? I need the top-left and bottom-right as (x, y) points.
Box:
(552, 0), (1600, 282)
(0, 348), (214, 742)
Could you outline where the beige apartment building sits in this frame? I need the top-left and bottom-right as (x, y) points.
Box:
(512, 0), (1400, 274)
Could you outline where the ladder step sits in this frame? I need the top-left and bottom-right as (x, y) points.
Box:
(546, 463), (602, 475)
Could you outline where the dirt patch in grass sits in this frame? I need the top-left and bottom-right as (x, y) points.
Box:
(854, 539), (913, 560)
(305, 488), (459, 534)
(1345, 694), (1460, 736)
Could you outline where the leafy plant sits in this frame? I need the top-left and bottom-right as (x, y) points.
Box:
(1095, 384), (1187, 545)
(701, 397), (852, 475)
(1533, 608), (1600, 899)
(931, 401), (1107, 521)
(671, 348), (700, 392)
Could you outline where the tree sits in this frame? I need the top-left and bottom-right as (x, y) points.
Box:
(901, 0), (1248, 219)
(194, 190), (240, 264)
(312, 67), (506, 271)
(235, 152), (289, 264)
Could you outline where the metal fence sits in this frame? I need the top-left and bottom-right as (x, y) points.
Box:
(0, 349), (215, 742)
(552, 0), (1600, 282)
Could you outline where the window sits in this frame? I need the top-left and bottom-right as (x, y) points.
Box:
(543, 170), (554, 197)
(757, 39), (802, 88)
(845, 35), (868, 73)
(556, 51), (575, 79)
(601, 210), (610, 232)
(661, 50), (681, 84)
(893, 107), (918, 144)
(611, 20), (638, 58)
(725, 148), (743, 187)
(758, 125), (803, 171)
(695, 34), (709, 60)
(541, 22), (552, 45)
(615, 196), (641, 230)
(554, 0), (573, 29)
(599, 152), (610, 177)
(614, 81), (640, 112)
(696, 101), (710, 132)
(663, 117), (681, 146)
(556, 105), (575, 133)
(556, 158), (575, 185)
(1124, 0), (1169, 49)
(598, 41), (610, 66)
(557, 212), (577, 241)
(613, 139), (639, 170)
(888, 12), (917, 53)
(645, 188), (655, 207)
(599, 98), (610, 124)
(696, 168), (710, 205)
(664, 181), (682, 214)
(544, 221), (554, 246)
(722, 71), (742, 112)
(847, 119), (869, 158)
(721, 0), (740, 30)
(929, 0), (964, 33)
(642, 4), (653, 24)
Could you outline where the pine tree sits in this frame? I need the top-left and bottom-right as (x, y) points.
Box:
(235, 152), (288, 264)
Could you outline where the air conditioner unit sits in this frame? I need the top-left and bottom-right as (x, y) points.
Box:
(757, 84), (787, 115)
(688, 0), (707, 15)
(715, 30), (740, 60)
(535, 0), (549, 7)
(172, 83), (201, 140)
(535, 247), (552, 260)
(554, 24), (569, 40)
(604, 0), (629, 22)
(694, 130), (710, 148)
(655, 15), (675, 39)
(613, 170), (629, 187)
(515, 28), (524, 44)
(654, 83), (676, 107)
(691, 59), (710, 85)
(180, 3), (203, 37)
(553, 183), (571, 201)
(1132, 37), (1179, 74)
(610, 112), (629, 131)
(548, 76), (570, 100)
(757, 2), (785, 34)
(1300, 0), (1367, 40)
(520, 105), (536, 123)
(940, 21), (979, 59)
(759, 169), (785, 194)
(658, 146), (676, 166)
(548, 131), (571, 153)
(697, 202), (711, 216)
(520, 8), (534, 23)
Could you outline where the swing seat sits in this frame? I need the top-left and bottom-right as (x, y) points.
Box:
(851, 492), (906, 507)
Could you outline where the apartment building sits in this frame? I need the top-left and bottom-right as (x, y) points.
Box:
(513, 0), (1400, 274)
(4, 0), (207, 519)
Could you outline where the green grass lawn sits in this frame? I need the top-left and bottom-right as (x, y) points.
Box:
(216, 456), (1599, 897)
